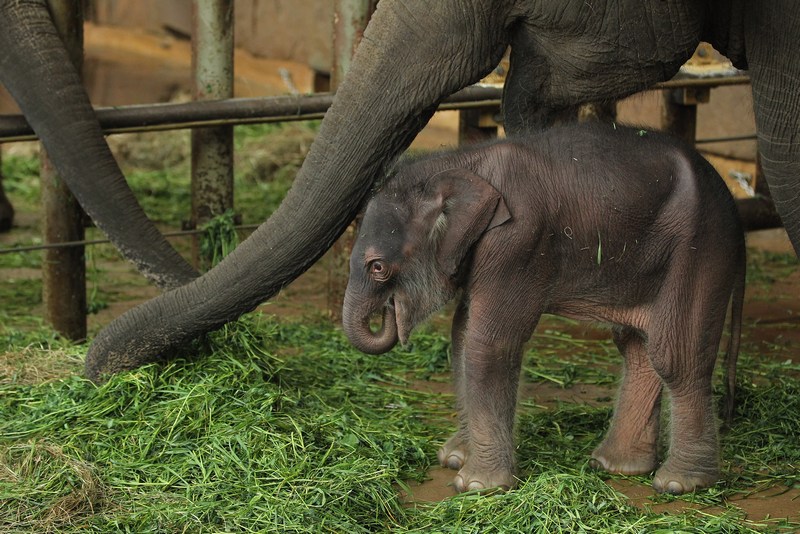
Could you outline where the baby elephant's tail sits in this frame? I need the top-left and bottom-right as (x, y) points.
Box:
(720, 249), (746, 429)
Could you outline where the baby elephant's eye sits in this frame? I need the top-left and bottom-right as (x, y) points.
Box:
(369, 260), (390, 281)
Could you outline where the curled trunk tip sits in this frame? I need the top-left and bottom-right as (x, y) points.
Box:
(343, 302), (399, 355)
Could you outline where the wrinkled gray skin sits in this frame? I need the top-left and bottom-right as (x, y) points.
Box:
(343, 123), (746, 494)
(0, 1), (793, 377)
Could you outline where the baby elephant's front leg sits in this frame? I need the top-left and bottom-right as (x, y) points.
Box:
(452, 335), (524, 492)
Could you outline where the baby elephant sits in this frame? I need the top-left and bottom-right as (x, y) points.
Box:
(342, 123), (745, 495)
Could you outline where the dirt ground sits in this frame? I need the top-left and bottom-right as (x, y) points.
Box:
(2, 23), (799, 528)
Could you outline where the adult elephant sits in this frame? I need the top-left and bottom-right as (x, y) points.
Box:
(0, 0), (198, 288)
(2, 1), (795, 379)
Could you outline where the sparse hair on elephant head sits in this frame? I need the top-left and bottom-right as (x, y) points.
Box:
(342, 166), (511, 355)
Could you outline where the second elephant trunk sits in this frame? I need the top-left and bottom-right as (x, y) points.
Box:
(0, 0), (197, 290)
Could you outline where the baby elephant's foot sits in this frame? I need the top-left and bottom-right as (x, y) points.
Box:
(590, 442), (657, 475)
(438, 433), (469, 470)
(453, 463), (515, 493)
(652, 460), (719, 494)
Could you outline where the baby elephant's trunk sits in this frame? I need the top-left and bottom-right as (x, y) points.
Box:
(342, 295), (399, 355)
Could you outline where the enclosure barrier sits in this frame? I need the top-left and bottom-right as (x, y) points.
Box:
(190, 0), (234, 268)
(0, 78), (750, 143)
(39, 0), (87, 340)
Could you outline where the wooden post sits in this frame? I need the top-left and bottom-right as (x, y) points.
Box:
(662, 87), (709, 145)
(41, 0), (86, 341)
(191, 0), (234, 269)
(327, 0), (377, 322)
(331, 0), (378, 88)
(0, 148), (14, 232)
(458, 108), (500, 145)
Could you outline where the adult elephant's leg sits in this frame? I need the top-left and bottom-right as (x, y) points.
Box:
(85, 0), (511, 380)
(746, 1), (800, 256)
(0, 0), (198, 288)
(501, 2), (704, 135)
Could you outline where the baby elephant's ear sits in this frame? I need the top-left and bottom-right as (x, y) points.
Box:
(423, 168), (511, 277)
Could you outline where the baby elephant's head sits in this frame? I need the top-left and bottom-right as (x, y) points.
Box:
(342, 167), (510, 354)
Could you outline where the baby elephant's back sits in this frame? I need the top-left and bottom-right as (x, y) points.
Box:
(495, 124), (744, 291)
(517, 124), (741, 243)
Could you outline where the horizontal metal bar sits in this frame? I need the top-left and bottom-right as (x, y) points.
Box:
(0, 86), (503, 142)
(0, 74), (749, 143)
(0, 94), (332, 142)
(656, 74), (749, 89)
(695, 133), (757, 144)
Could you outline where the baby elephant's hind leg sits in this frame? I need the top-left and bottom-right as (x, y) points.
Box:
(591, 327), (661, 475)
(647, 302), (724, 494)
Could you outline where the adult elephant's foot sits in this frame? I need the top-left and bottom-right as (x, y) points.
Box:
(453, 461), (515, 493)
(651, 458), (719, 494)
(590, 440), (657, 475)
(437, 431), (469, 470)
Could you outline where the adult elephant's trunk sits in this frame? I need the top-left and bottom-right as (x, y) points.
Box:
(342, 293), (399, 355)
(0, 0), (198, 289)
(85, 0), (511, 380)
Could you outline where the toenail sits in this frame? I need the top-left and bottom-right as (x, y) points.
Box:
(666, 481), (684, 494)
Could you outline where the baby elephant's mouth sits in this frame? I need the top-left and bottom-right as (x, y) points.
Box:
(368, 296), (394, 333)
(392, 294), (414, 347)
(367, 294), (411, 348)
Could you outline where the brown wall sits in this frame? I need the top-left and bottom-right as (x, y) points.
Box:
(86, 0), (334, 73)
(617, 85), (757, 160)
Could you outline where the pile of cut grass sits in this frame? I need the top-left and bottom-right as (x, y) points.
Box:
(2, 315), (799, 532)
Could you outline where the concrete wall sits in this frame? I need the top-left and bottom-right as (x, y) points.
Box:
(86, 0), (334, 73)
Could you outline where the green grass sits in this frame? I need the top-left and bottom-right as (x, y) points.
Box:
(0, 122), (317, 231)
(1, 315), (798, 532)
(112, 122), (319, 227)
(0, 152), (44, 270)
(1, 153), (40, 210)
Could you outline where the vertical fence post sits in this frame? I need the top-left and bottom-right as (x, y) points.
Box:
(458, 109), (499, 145)
(331, 0), (378, 88)
(662, 88), (708, 145)
(0, 148), (14, 232)
(41, 0), (86, 341)
(327, 0), (377, 322)
(191, 0), (234, 269)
